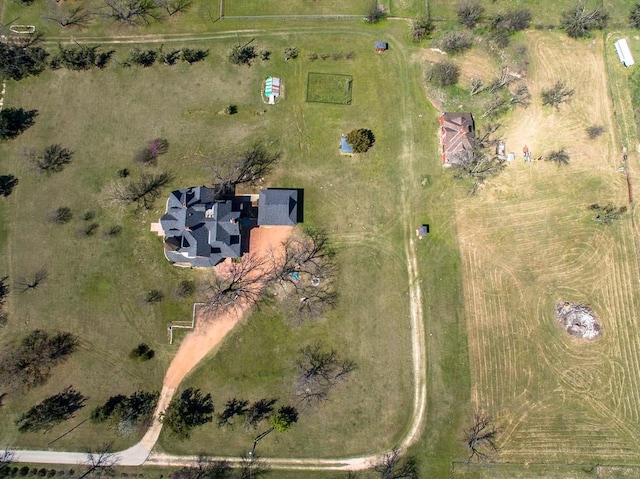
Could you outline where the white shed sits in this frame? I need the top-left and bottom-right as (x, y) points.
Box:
(615, 38), (635, 67)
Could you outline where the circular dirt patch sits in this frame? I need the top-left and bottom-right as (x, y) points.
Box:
(555, 301), (602, 340)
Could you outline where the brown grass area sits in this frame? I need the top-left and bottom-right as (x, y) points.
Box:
(503, 33), (619, 168)
(457, 49), (502, 87)
(418, 47), (502, 86)
(457, 31), (640, 463)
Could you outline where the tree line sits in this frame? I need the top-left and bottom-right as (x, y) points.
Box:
(0, 330), (78, 395)
(410, 0), (619, 47)
(162, 340), (356, 439)
(19, 0), (192, 28)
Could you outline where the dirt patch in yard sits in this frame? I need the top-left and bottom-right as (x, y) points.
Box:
(555, 301), (602, 340)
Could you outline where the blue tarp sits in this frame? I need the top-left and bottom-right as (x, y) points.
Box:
(340, 136), (354, 154)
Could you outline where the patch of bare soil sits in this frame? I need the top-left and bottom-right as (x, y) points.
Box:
(555, 301), (602, 340)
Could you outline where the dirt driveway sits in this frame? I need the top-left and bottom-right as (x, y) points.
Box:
(164, 225), (294, 389)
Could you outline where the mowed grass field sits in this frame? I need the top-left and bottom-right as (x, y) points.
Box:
(223, 0), (373, 16)
(155, 25), (429, 458)
(452, 462), (640, 478)
(1, 0), (220, 37)
(0, 44), (243, 450)
(454, 31), (640, 466)
(0, 23), (427, 458)
(306, 73), (353, 104)
(1, 0), (378, 38)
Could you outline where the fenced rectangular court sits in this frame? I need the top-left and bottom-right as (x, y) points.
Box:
(306, 73), (353, 104)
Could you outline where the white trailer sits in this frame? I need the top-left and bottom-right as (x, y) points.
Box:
(615, 38), (635, 67)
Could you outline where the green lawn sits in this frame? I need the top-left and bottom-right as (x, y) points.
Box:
(0, 0), (375, 39)
(6, 4), (640, 478)
(223, 0), (373, 16)
(156, 27), (424, 458)
(306, 73), (353, 104)
(0, 24), (440, 462)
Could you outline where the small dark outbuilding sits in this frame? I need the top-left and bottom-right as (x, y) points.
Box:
(375, 41), (388, 53)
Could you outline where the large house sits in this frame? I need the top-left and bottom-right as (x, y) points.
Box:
(439, 112), (475, 167)
(153, 186), (300, 268)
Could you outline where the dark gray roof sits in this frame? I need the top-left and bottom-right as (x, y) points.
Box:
(257, 189), (298, 226)
(160, 186), (242, 267)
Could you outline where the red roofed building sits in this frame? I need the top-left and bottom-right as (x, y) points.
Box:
(439, 112), (475, 166)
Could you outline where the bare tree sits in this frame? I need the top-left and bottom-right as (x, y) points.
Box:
(481, 95), (509, 118)
(171, 454), (232, 479)
(80, 443), (119, 478)
(244, 398), (277, 429)
(490, 8), (531, 34)
(0, 330), (78, 394)
(410, 16), (434, 43)
(46, 5), (93, 28)
(0, 450), (14, 466)
(508, 84), (531, 108)
(374, 447), (419, 479)
(211, 144), (281, 193)
(427, 61), (460, 87)
(545, 148), (570, 166)
(269, 229), (334, 284)
(216, 398), (249, 428)
(457, 0), (484, 29)
(481, 81), (529, 114)
(0, 276), (8, 307)
(488, 68), (516, 93)
(0, 449), (14, 478)
(203, 254), (269, 315)
(365, 4), (386, 23)
(26, 144), (74, 175)
(469, 78), (485, 96)
(541, 81), (575, 108)
(102, 0), (163, 25)
(268, 229), (338, 322)
(236, 454), (269, 479)
(473, 123), (502, 150)
(158, 0), (192, 16)
(465, 411), (499, 462)
(586, 124), (604, 139)
(439, 30), (474, 54)
(562, 1), (608, 38)
(294, 341), (356, 407)
(0, 449), (13, 462)
(106, 172), (172, 209)
(292, 285), (338, 322)
(15, 267), (47, 293)
(450, 148), (505, 194)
